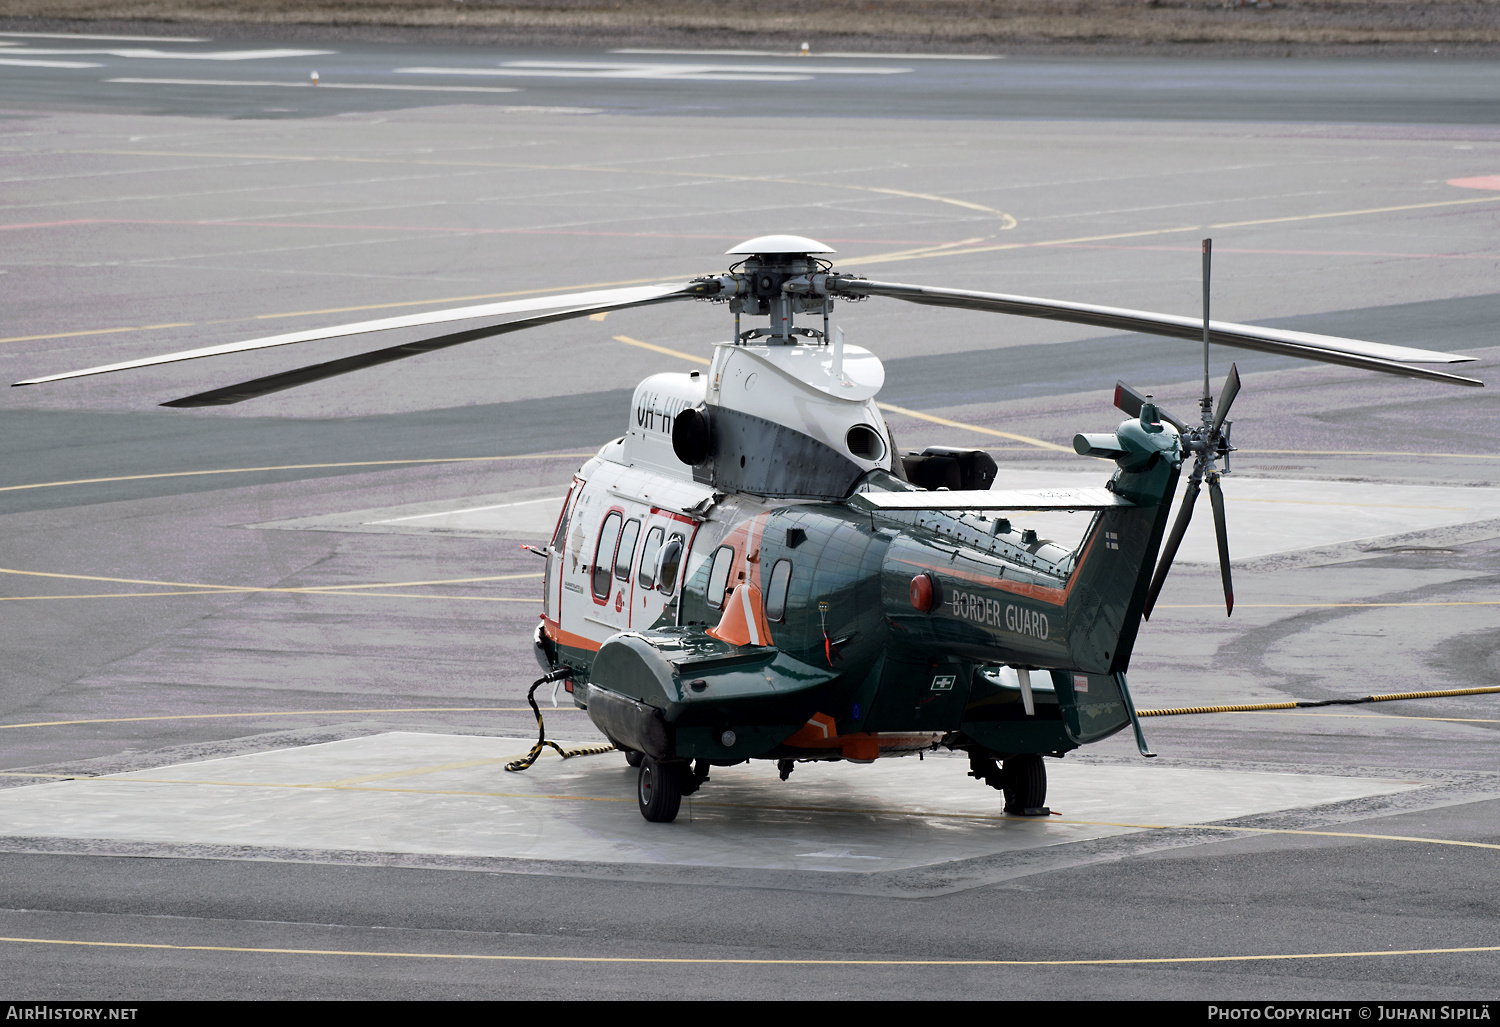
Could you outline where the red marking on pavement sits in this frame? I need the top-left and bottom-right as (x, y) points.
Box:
(1049, 243), (1498, 261)
(1448, 175), (1500, 191)
(0, 218), (944, 246)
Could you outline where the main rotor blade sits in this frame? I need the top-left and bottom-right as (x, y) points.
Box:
(1211, 362), (1241, 437)
(160, 294), (695, 407)
(1208, 474), (1234, 617)
(1143, 478), (1200, 622)
(1113, 380), (1188, 432)
(14, 283), (696, 387)
(828, 279), (1483, 387)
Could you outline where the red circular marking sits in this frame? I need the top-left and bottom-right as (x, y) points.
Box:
(909, 573), (936, 613)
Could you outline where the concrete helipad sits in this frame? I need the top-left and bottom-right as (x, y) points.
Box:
(0, 732), (1418, 874)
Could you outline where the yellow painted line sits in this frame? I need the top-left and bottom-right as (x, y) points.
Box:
(0, 590), (535, 604)
(73, 148), (1018, 224)
(614, 334), (708, 365)
(1159, 601), (1500, 609)
(0, 566), (540, 595)
(0, 590), (257, 601)
(1213, 711), (1500, 725)
(850, 237), (994, 265)
(0, 452), (593, 493)
(255, 276), (669, 321)
(909, 193), (1500, 263)
(875, 402), (1071, 452)
(1242, 449), (1500, 461)
(1, 934), (1496, 967)
(1061, 819), (1500, 852)
(0, 707), (585, 730)
(287, 572), (543, 591)
(0, 772), (80, 779)
(316, 755), (525, 787)
(1227, 497), (1466, 511)
(0, 321), (194, 345)
(610, 334), (1068, 452)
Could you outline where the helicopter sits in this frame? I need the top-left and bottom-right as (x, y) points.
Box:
(16, 234), (1482, 823)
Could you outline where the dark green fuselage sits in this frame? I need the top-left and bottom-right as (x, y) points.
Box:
(568, 418), (1182, 765)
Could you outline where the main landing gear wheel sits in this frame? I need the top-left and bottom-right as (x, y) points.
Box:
(1002, 753), (1048, 816)
(637, 756), (683, 822)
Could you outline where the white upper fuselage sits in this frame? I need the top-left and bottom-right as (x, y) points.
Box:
(543, 340), (895, 652)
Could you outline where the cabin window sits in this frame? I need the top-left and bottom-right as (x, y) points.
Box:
(615, 519), (640, 581)
(706, 545), (735, 609)
(593, 512), (622, 599)
(637, 526), (664, 588)
(765, 559), (793, 622)
(657, 533), (685, 596)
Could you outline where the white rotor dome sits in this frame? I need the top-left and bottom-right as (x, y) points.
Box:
(726, 234), (835, 256)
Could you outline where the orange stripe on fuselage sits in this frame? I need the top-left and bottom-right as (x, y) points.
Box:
(542, 616), (602, 653)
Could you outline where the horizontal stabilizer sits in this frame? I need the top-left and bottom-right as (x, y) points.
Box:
(853, 487), (1134, 512)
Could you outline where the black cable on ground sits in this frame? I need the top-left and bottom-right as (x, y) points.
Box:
(504, 669), (617, 772)
(1137, 685), (1500, 718)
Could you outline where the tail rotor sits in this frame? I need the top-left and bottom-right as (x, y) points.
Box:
(1122, 239), (1240, 620)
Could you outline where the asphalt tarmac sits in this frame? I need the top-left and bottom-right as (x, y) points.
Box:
(1, 34), (1498, 1001)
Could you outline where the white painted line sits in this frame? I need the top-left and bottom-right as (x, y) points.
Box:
(371, 497), (558, 524)
(614, 48), (1000, 60)
(0, 47), (333, 60)
(0, 31), (211, 42)
(0, 58), (102, 69)
(397, 65), (815, 83)
(108, 77), (520, 94)
(508, 59), (911, 76)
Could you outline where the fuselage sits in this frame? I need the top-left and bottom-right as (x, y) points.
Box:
(536, 340), (1181, 764)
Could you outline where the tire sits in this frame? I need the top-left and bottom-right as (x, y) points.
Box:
(637, 756), (683, 822)
(624, 749), (644, 767)
(1002, 754), (1047, 814)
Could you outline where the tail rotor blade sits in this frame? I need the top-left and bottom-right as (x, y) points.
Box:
(1113, 380), (1146, 418)
(1208, 474), (1234, 616)
(1211, 362), (1241, 437)
(1144, 478), (1200, 621)
(1114, 380), (1188, 433)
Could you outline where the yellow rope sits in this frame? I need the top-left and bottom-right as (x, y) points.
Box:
(504, 672), (616, 772)
(1137, 701), (1297, 717)
(1368, 686), (1500, 702)
(1138, 685), (1500, 718)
